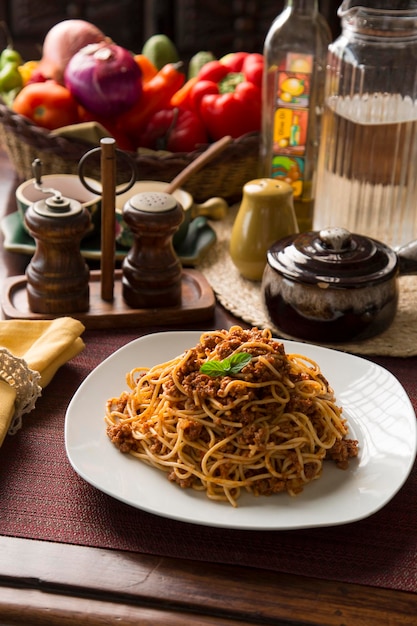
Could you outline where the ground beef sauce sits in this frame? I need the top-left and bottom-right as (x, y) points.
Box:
(107, 327), (358, 495)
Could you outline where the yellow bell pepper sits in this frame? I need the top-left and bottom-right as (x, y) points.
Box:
(18, 60), (40, 85)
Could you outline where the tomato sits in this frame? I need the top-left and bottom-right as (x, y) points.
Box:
(12, 80), (80, 130)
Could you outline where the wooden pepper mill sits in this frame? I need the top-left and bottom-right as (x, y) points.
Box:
(25, 191), (91, 314)
(122, 191), (184, 309)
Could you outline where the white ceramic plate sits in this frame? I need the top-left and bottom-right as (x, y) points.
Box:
(65, 331), (417, 530)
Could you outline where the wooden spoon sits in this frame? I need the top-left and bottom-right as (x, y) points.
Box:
(165, 135), (232, 195)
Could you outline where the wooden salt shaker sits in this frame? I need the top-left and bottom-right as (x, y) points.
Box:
(25, 193), (91, 314)
(122, 191), (184, 308)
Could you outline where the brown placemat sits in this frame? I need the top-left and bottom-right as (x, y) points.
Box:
(1, 327), (417, 593)
(198, 207), (417, 357)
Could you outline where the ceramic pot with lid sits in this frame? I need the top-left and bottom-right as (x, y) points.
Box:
(262, 227), (417, 343)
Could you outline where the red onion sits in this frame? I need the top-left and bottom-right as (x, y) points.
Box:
(64, 42), (142, 117)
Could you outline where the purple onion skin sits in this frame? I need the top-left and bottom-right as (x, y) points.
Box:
(64, 42), (143, 117)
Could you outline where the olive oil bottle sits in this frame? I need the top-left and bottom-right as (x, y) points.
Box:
(260, 0), (331, 232)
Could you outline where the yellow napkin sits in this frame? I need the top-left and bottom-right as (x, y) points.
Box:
(0, 380), (16, 445)
(0, 317), (85, 446)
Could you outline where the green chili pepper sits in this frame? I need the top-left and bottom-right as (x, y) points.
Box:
(0, 46), (23, 105)
(0, 47), (22, 69)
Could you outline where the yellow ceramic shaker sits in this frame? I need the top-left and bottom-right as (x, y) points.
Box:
(230, 178), (298, 281)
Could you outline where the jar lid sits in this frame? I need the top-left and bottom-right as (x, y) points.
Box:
(266, 227), (399, 287)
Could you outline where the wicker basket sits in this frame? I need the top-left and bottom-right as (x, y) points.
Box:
(0, 101), (260, 204)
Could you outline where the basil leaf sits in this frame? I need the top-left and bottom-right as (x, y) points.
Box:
(200, 352), (252, 377)
(227, 352), (252, 374)
(200, 361), (228, 376)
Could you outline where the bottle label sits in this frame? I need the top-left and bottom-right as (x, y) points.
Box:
(271, 52), (313, 198)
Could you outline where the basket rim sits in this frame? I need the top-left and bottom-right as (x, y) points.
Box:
(0, 99), (260, 163)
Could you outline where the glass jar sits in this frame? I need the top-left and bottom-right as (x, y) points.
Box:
(313, 1), (417, 249)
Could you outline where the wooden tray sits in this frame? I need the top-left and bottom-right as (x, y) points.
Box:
(1, 269), (215, 329)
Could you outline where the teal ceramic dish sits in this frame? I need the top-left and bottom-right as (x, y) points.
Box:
(1, 211), (216, 267)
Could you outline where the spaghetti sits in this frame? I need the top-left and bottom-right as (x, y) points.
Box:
(105, 326), (358, 507)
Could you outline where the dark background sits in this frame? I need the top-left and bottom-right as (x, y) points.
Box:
(0, 1), (341, 62)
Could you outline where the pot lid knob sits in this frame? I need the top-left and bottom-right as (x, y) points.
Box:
(319, 227), (352, 252)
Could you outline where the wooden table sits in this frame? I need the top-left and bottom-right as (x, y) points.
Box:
(0, 148), (417, 626)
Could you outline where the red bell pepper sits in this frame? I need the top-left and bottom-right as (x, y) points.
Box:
(219, 51), (249, 72)
(189, 58), (263, 140)
(199, 81), (261, 141)
(138, 107), (209, 153)
(197, 60), (230, 83)
(189, 79), (219, 112)
(242, 53), (264, 89)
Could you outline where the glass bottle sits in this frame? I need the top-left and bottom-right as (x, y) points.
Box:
(260, 0), (331, 232)
(313, 1), (417, 249)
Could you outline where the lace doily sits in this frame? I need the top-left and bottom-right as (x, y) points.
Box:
(0, 348), (42, 435)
